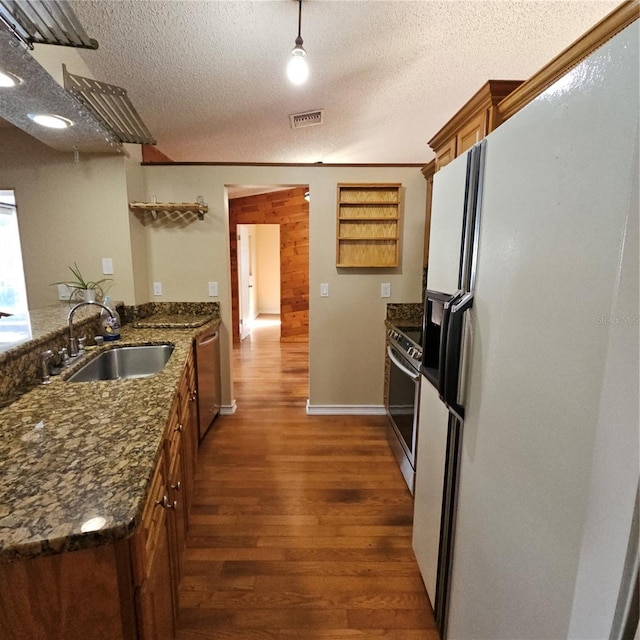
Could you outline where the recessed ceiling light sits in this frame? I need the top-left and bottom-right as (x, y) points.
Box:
(28, 113), (74, 129)
(0, 70), (21, 88)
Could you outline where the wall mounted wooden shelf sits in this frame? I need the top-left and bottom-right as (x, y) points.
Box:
(129, 200), (208, 221)
(336, 183), (402, 268)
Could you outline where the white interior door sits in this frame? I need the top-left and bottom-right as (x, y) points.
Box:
(237, 224), (253, 340)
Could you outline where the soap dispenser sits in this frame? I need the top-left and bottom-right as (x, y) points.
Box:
(101, 296), (121, 341)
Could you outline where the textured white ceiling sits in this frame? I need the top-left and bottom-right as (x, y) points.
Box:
(58, 1), (623, 162)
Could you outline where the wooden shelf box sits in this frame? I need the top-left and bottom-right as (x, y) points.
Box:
(336, 183), (402, 267)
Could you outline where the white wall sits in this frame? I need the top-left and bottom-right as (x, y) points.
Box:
(0, 127), (136, 308)
(124, 146), (151, 304)
(255, 224), (280, 315)
(140, 164), (426, 410)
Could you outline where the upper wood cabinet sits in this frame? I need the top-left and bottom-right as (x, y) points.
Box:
(421, 80), (523, 267)
(429, 80), (524, 171)
(421, 0), (638, 267)
(336, 183), (402, 268)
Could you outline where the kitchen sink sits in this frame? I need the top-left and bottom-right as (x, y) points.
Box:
(66, 344), (174, 382)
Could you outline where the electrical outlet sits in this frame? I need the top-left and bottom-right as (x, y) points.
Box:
(58, 284), (72, 300)
(153, 282), (162, 296)
(101, 258), (114, 275)
(320, 283), (329, 297)
(381, 283), (391, 298)
(208, 281), (218, 297)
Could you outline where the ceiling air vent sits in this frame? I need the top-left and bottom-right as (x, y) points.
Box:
(289, 109), (324, 129)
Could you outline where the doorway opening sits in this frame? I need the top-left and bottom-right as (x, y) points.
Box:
(227, 185), (309, 344)
(237, 224), (281, 340)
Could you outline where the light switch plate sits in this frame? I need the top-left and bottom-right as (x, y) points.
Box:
(101, 258), (114, 275)
(208, 281), (218, 297)
(381, 283), (391, 298)
(153, 282), (162, 296)
(320, 283), (329, 297)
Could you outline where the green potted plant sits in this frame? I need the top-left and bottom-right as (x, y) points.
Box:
(51, 262), (112, 303)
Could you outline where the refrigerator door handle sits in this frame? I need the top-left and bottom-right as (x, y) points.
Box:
(443, 292), (474, 420)
(437, 291), (463, 399)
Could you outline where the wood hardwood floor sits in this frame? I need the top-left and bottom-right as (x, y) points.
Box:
(177, 317), (438, 639)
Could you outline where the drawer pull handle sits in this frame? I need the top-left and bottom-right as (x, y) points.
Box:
(175, 423), (184, 432)
(171, 481), (182, 492)
(156, 495), (170, 509)
(190, 390), (197, 402)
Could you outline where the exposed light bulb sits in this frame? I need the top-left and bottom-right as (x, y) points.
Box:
(28, 113), (74, 129)
(287, 1), (309, 85)
(287, 46), (308, 85)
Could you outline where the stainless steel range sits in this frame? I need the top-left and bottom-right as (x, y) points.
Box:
(385, 324), (423, 494)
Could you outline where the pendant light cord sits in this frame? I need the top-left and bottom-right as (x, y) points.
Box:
(296, 0), (303, 46)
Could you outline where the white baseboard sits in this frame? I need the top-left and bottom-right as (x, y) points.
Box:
(305, 400), (386, 416)
(220, 400), (237, 415)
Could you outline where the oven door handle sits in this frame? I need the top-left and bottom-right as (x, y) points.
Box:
(387, 346), (420, 382)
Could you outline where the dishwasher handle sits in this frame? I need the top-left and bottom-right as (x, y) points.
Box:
(197, 331), (219, 347)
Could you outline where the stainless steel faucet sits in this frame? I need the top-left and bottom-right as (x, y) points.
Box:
(67, 301), (114, 357)
(40, 349), (53, 384)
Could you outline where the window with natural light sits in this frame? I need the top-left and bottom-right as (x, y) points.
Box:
(0, 190), (28, 315)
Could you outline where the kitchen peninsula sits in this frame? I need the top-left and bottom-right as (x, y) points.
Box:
(0, 303), (220, 638)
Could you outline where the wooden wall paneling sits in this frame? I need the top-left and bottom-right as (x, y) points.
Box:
(229, 187), (309, 343)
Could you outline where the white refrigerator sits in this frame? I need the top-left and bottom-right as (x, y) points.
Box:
(413, 20), (639, 640)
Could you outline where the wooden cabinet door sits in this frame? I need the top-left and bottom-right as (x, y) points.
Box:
(187, 354), (199, 471)
(166, 431), (187, 591)
(135, 514), (175, 640)
(456, 111), (487, 155)
(435, 138), (456, 170)
(178, 351), (198, 519)
(134, 461), (175, 640)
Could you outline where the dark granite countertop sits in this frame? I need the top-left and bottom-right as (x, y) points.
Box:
(0, 319), (220, 563)
(386, 302), (423, 328)
(132, 313), (214, 329)
(0, 303), (109, 359)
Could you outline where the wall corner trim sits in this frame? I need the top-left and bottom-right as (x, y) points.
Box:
(220, 401), (238, 415)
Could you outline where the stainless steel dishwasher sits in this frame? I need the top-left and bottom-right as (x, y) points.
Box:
(195, 329), (221, 439)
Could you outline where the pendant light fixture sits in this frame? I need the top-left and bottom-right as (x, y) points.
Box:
(287, 0), (309, 85)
